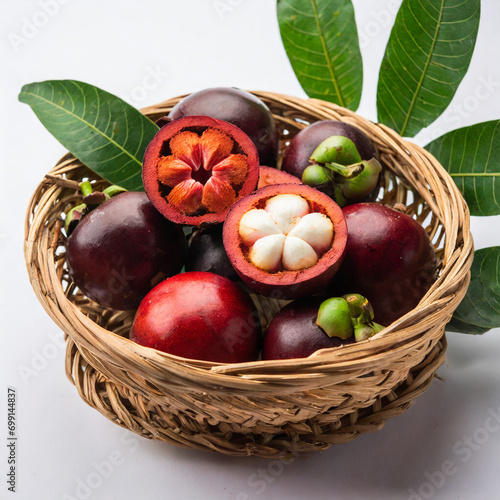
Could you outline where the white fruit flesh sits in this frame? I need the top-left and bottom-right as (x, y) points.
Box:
(282, 236), (318, 271)
(238, 194), (334, 272)
(264, 194), (310, 234)
(238, 209), (282, 246)
(249, 234), (286, 273)
(287, 212), (335, 255)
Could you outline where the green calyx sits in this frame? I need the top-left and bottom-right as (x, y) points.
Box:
(315, 293), (385, 342)
(316, 297), (354, 339)
(64, 203), (87, 234)
(103, 184), (128, 198)
(310, 136), (362, 165)
(301, 164), (333, 187)
(337, 158), (382, 200)
(342, 293), (385, 342)
(64, 182), (127, 235)
(302, 135), (382, 207)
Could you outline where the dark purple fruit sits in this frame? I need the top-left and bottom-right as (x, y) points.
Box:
(333, 203), (439, 325)
(66, 192), (186, 310)
(167, 87), (279, 167)
(186, 225), (238, 281)
(281, 120), (378, 180)
(262, 298), (354, 360)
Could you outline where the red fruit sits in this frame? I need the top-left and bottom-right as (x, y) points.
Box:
(257, 165), (302, 189)
(281, 120), (378, 180)
(66, 192), (186, 310)
(167, 87), (279, 167)
(334, 203), (439, 325)
(142, 116), (260, 225)
(130, 272), (261, 363)
(222, 183), (347, 299)
(262, 298), (354, 360)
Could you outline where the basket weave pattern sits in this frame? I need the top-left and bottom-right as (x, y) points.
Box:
(24, 92), (473, 457)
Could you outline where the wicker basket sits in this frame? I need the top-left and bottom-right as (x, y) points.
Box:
(24, 92), (473, 458)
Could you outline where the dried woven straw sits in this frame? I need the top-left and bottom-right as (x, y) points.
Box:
(24, 92), (473, 458)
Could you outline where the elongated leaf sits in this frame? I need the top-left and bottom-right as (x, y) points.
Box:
(377, 0), (480, 137)
(19, 80), (159, 190)
(425, 121), (500, 216)
(447, 247), (500, 334)
(277, 0), (362, 110)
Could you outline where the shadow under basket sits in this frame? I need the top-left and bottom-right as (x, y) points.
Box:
(24, 92), (473, 458)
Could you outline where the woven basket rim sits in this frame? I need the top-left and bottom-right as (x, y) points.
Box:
(24, 91), (474, 391)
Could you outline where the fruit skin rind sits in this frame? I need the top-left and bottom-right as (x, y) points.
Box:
(257, 165), (302, 189)
(129, 271), (261, 363)
(223, 183), (348, 300)
(142, 115), (260, 225)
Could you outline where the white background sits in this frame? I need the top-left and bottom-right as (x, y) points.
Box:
(1, 1), (500, 499)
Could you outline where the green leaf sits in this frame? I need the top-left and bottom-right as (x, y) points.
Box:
(277, 0), (363, 110)
(425, 121), (500, 216)
(447, 247), (500, 334)
(377, 0), (480, 137)
(19, 80), (159, 191)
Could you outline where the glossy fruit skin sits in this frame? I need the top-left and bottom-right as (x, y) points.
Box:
(130, 272), (261, 363)
(142, 115), (260, 226)
(168, 87), (279, 167)
(281, 120), (378, 180)
(186, 225), (238, 281)
(333, 203), (438, 325)
(262, 298), (354, 360)
(223, 183), (347, 300)
(66, 192), (186, 310)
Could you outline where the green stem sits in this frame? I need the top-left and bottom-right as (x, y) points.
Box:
(103, 185), (128, 197)
(324, 161), (364, 178)
(79, 181), (93, 197)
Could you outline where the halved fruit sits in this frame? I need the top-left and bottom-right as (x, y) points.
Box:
(257, 165), (302, 189)
(142, 116), (260, 225)
(222, 183), (348, 299)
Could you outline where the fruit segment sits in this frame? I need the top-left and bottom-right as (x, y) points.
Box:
(249, 234), (286, 272)
(143, 116), (260, 225)
(239, 209), (282, 246)
(264, 194), (309, 234)
(238, 194), (333, 272)
(158, 128), (248, 215)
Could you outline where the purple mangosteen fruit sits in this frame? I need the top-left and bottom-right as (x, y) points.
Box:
(281, 120), (378, 180)
(166, 87), (279, 167)
(186, 224), (238, 281)
(332, 203), (439, 325)
(66, 191), (186, 310)
(262, 297), (357, 360)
